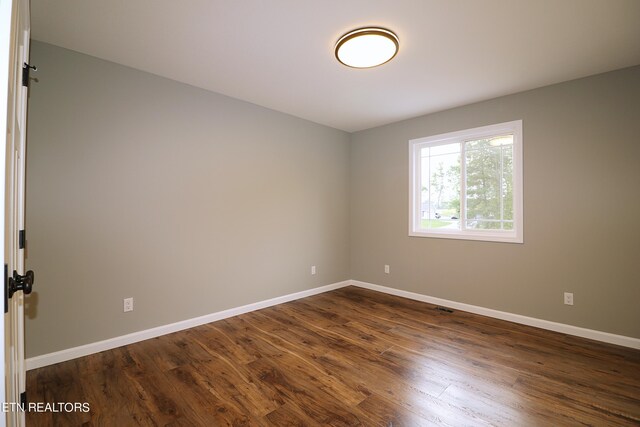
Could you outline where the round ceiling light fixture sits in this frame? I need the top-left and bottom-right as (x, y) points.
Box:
(335, 27), (399, 68)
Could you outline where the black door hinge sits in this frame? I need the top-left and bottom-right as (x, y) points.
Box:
(3, 264), (7, 314)
(22, 63), (36, 87)
(20, 391), (27, 407)
(19, 229), (25, 249)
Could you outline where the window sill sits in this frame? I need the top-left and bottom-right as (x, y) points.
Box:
(409, 229), (523, 244)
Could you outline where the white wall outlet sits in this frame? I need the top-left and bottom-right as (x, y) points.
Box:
(124, 297), (134, 312)
(564, 292), (574, 306)
(311, 265), (316, 275)
(384, 264), (390, 274)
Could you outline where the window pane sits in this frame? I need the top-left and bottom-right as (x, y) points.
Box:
(465, 141), (501, 224)
(430, 143), (460, 156)
(466, 134), (513, 150)
(502, 148), (513, 221)
(420, 144), (461, 230)
(465, 135), (513, 230)
(466, 220), (502, 230)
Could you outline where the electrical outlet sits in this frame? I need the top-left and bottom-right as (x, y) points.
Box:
(124, 297), (134, 312)
(384, 264), (390, 274)
(564, 292), (574, 306)
(311, 265), (316, 275)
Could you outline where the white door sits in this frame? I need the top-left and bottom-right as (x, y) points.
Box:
(1, 0), (31, 425)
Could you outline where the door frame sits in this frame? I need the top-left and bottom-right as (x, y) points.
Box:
(1, 0), (30, 426)
(0, 0), (16, 417)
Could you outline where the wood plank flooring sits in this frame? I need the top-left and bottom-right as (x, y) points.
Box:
(26, 286), (640, 426)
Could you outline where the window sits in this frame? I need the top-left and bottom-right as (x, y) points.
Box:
(409, 120), (523, 243)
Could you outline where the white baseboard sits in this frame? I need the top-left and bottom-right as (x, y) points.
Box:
(26, 280), (351, 370)
(349, 280), (640, 350)
(27, 278), (639, 370)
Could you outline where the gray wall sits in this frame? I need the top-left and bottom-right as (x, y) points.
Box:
(26, 42), (640, 359)
(25, 42), (351, 357)
(350, 66), (640, 339)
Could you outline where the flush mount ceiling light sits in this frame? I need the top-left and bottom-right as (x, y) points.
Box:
(335, 27), (399, 68)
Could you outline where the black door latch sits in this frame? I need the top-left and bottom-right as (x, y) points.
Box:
(8, 270), (34, 298)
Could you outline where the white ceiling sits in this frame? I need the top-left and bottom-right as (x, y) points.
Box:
(30, 0), (640, 132)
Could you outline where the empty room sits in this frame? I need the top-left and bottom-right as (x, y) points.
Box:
(1, 0), (639, 425)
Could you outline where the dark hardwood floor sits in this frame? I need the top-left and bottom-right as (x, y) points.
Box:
(26, 286), (640, 426)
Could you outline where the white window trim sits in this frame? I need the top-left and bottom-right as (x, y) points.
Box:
(408, 120), (523, 244)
